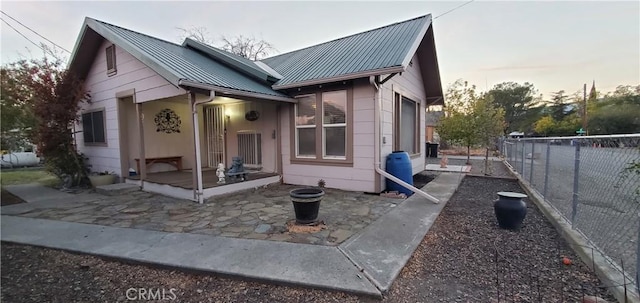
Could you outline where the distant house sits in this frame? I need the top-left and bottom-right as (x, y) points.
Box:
(68, 14), (444, 202)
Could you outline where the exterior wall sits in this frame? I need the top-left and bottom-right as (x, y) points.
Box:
(280, 79), (377, 192)
(378, 53), (427, 191)
(223, 101), (278, 173)
(123, 96), (206, 173)
(76, 39), (186, 177)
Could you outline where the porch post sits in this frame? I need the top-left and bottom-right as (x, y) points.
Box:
(135, 102), (146, 185)
(189, 92), (205, 204)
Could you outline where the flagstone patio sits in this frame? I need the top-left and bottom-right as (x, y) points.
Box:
(6, 184), (401, 245)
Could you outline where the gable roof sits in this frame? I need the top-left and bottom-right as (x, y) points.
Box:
(68, 15), (442, 102)
(261, 15), (433, 90)
(68, 18), (294, 102)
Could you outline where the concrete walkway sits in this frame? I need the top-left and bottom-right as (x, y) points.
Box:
(1, 173), (462, 296)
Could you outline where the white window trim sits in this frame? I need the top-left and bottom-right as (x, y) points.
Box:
(106, 44), (117, 76)
(294, 94), (316, 158)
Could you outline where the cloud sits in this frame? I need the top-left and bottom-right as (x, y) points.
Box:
(476, 64), (559, 72)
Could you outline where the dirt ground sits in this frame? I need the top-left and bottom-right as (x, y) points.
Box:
(1, 175), (614, 302)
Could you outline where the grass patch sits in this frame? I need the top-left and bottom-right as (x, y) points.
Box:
(0, 169), (59, 187)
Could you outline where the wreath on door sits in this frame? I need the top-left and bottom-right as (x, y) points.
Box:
(245, 110), (260, 121)
(154, 108), (181, 133)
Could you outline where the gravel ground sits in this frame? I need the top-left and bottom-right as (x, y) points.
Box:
(1, 175), (614, 302)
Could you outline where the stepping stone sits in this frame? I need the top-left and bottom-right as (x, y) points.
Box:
(254, 224), (271, 234)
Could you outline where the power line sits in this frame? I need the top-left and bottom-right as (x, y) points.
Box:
(435, 0), (475, 19)
(1, 10), (70, 53)
(0, 17), (51, 55)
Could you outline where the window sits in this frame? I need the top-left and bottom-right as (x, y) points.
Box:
(295, 94), (316, 157)
(292, 88), (351, 164)
(82, 110), (106, 145)
(322, 91), (346, 158)
(394, 93), (420, 154)
(106, 44), (117, 75)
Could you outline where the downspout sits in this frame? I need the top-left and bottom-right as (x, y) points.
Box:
(190, 90), (215, 204)
(369, 76), (439, 204)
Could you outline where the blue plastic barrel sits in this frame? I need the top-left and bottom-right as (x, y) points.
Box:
(385, 151), (413, 196)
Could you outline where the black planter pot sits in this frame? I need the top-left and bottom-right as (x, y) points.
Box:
(494, 192), (528, 230)
(290, 188), (325, 224)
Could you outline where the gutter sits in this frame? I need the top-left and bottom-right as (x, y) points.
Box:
(179, 79), (296, 103)
(274, 66), (405, 90)
(370, 76), (439, 204)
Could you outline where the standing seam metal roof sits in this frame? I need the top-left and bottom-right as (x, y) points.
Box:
(92, 19), (289, 98)
(260, 15), (430, 88)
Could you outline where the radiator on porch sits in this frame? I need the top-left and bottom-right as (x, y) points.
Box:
(237, 131), (262, 167)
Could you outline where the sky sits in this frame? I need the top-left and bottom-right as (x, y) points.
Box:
(1, 1), (638, 99)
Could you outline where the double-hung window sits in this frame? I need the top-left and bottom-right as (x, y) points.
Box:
(322, 90), (347, 159)
(394, 93), (420, 155)
(293, 89), (351, 164)
(295, 94), (316, 158)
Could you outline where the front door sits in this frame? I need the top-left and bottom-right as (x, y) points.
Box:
(204, 106), (225, 167)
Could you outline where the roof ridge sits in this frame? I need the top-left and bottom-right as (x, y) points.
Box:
(261, 14), (429, 62)
(88, 17), (182, 47)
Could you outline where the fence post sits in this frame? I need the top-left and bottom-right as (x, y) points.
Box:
(636, 215), (640, 294)
(529, 141), (535, 185)
(571, 140), (581, 227)
(543, 141), (550, 198)
(521, 141), (526, 178)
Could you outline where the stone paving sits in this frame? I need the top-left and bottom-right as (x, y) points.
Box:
(7, 184), (401, 246)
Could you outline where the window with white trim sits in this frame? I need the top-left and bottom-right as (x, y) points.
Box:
(82, 109), (106, 145)
(394, 93), (420, 154)
(106, 44), (117, 75)
(295, 94), (316, 158)
(322, 90), (347, 159)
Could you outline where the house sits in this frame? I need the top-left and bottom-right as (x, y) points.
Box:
(68, 14), (444, 203)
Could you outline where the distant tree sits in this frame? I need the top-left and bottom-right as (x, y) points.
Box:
(177, 27), (276, 60)
(220, 35), (275, 60)
(1, 62), (37, 151)
(548, 90), (573, 121)
(534, 116), (556, 136)
(485, 82), (538, 133)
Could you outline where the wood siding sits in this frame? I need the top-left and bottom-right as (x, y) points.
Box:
(76, 39), (186, 176)
(379, 54), (427, 191)
(280, 79), (377, 192)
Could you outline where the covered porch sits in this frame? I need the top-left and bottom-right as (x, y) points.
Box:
(118, 88), (292, 203)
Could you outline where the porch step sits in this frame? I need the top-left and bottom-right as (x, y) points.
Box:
(95, 183), (140, 196)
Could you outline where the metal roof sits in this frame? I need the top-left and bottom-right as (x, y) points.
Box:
(69, 18), (292, 101)
(260, 15), (432, 89)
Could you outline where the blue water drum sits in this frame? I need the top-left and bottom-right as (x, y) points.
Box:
(385, 151), (413, 196)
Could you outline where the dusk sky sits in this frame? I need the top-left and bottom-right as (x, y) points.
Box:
(1, 1), (638, 99)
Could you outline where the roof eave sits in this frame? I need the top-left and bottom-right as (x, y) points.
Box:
(179, 79), (297, 103)
(272, 66), (405, 90)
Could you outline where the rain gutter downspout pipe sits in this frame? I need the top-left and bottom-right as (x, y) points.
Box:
(369, 76), (439, 204)
(190, 89), (215, 204)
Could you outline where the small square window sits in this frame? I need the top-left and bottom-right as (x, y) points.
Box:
(106, 45), (117, 75)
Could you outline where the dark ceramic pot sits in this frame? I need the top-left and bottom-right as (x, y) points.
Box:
(494, 192), (528, 230)
(290, 188), (324, 224)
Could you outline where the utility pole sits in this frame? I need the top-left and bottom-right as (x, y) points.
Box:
(583, 83), (587, 135)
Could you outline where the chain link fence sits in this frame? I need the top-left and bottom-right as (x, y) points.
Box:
(503, 134), (640, 293)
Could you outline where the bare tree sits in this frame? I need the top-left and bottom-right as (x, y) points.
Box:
(176, 26), (214, 45)
(175, 26), (276, 60)
(220, 34), (275, 60)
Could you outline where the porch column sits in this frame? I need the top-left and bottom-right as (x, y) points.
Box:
(189, 92), (204, 204)
(135, 102), (146, 185)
